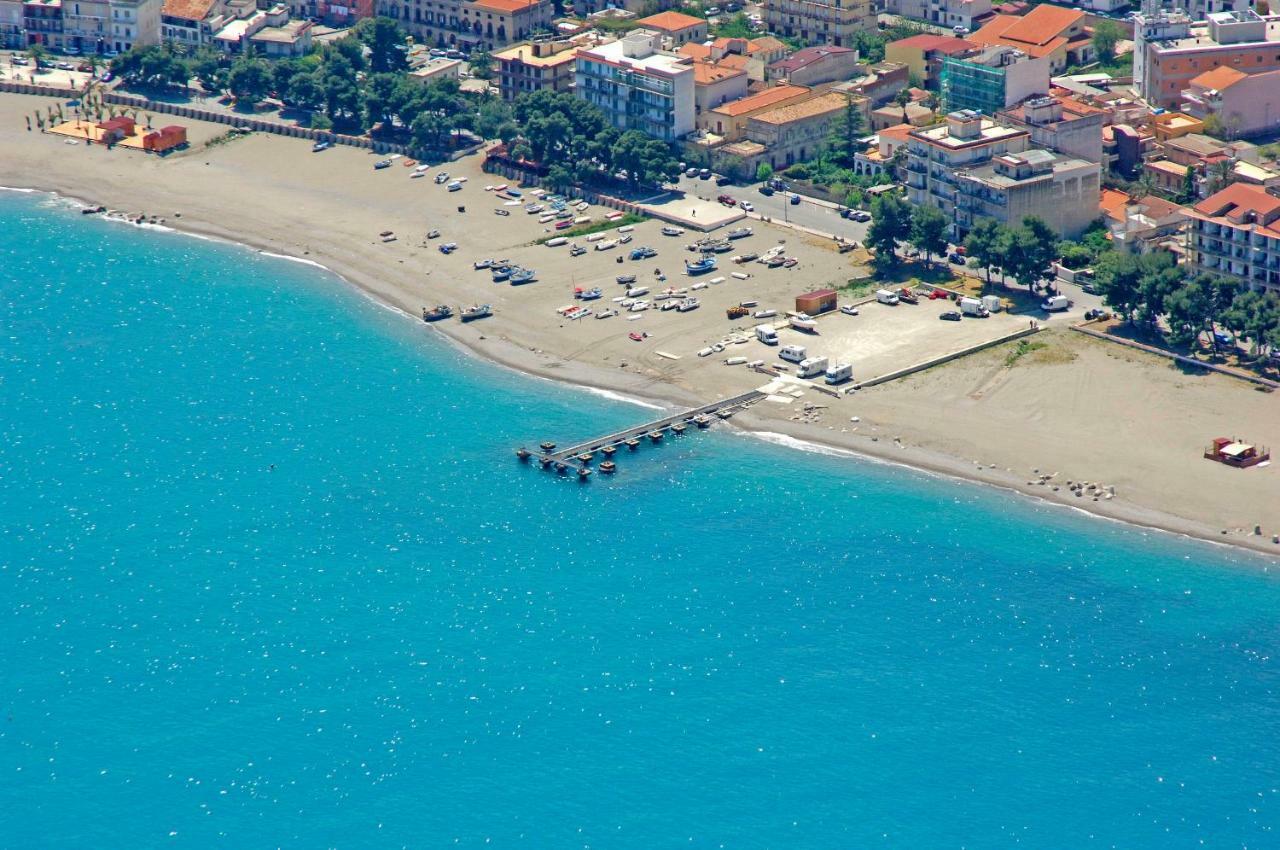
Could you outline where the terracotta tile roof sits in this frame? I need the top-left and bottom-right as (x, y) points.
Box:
(692, 59), (746, 84)
(473, 0), (540, 12)
(1193, 183), (1280, 220)
(636, 10), (706, 32)
(878, 123), (915, 144)
(162, 0), (216, 20)
(970, 8), (1077, 58)
(999, 4), (1083, 46)
(678, 42), (712, 60)
(1189, 65), (1248, 91)
(711, 84), (809, 116)
(1099, 187), (1129, 222)
(888, 33), (976, 54)
(751, 92), (848, 126)
(748, 36), (788, 53)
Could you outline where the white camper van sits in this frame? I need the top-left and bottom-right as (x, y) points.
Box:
(797, 356), (828, 379)
(755, 325), (779, 345)
(779, 344), (807, 364)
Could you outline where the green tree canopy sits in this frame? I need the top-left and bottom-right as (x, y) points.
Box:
(865, 194), (911, 265)
(228, 58), (271, 104)
(909, 204), (949, 266)
(354, 16), (409, 73)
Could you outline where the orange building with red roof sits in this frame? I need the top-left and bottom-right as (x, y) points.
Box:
(636, 10), (708, 46)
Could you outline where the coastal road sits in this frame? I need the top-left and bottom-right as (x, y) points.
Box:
(672, 175), (871, 243)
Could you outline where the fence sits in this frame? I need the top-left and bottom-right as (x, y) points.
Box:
(1, 80), (485, 160)
(1071, 322), (1280, 390)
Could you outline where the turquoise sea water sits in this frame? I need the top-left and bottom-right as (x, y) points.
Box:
(2, 191), (1279, 848)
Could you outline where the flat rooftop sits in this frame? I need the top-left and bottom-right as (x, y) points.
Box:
(911, 119), (1027, 149)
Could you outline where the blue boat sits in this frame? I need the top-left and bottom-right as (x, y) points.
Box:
(577, 287), (602, 300)
(509, 268), (537, 285)
(685, 257), (717, 275)
(491, 266), (513, 282)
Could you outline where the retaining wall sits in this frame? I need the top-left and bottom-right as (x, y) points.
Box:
(856, 326), (1043, 389)
(1071, 323), (1280, 390)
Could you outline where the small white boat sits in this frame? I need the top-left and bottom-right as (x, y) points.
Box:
(594, 240), (617, 251)
(545, 236), (568, 247)
(629, 300), (650, 312)
(660, 300), (680, 311)
(739, 299), (759, 308)
(626, 286), (649, 297)
(754, 309), (777, 319)
(691, 282), (708, 291)
(677, 298), (700, 312)
(789, 315), (818, 333)
(596, 308), (618, 319)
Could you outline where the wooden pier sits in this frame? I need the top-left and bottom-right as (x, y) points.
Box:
(517, 390), (765, 475)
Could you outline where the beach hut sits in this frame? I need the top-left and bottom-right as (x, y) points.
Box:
(96, 116), (136, 145)
(143, 125), (188, 153)
(1203, 437), (1270, 468)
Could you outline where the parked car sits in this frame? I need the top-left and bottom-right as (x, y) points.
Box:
(740, 201), (754, 212)
(789, 193), (801, 205)
(374, 159), (392, 170)
(948, 253), (966, 265)
(56, 61), (74, 70)
(698, 168), (712, 179)
(852, 210), (871, 222)
(939, 311), (962, 321)
(717, 194), (736, 206)
(684, 166), (699, 178)
(11, 56), (29, 66)
(758, 185), (774, 196)
(715, 174), (731, 186)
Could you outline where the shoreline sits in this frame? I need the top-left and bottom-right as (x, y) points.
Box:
(8, 185), (1278, 562)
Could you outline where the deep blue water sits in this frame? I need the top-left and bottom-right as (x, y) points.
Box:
(2, 191), (1279, 848)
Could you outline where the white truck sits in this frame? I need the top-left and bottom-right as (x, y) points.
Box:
(755, 324), (779, 346)
(1042, 294), (1072, 312)
(824, 362), (853, 385)
(875, 288), (900, 305)
(797, 356), (829, 379)
(779, 344), (806, 363)
(959, 296), (989, 318)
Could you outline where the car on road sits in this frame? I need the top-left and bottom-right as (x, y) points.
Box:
(698, 168), (712, 179)
(717, 194), (736, 206)
(939, 311), (962, 321)
(948, 253), (966, 265)
(840, 304), (859, 316)
(852, 210), (871, 222)
(11, 56), (28, 66)
(758, 185), (774, 196)
(789, 193), (801, 205)
(56, 61), (74, 70)
(740, 201), (754, 212)
(684, 166), (699, 178)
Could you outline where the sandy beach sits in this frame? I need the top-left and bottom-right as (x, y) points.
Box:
(3, 90), (1277, 559)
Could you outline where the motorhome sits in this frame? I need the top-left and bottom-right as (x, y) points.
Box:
(824, 363), (853, 385)
(779, 344), (806, 363)
(755, 325), (779, 346)
(797, 357), (829, 379)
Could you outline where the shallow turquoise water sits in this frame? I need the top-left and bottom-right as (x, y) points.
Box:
(1, 191), (1278, 848)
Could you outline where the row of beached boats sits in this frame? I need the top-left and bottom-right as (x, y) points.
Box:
(422, 304), (492, 322)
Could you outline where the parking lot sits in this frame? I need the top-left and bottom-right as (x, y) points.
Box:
(770, 294), (1040, 383)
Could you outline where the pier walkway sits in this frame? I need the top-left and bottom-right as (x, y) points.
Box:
(523, 390), (765, 470)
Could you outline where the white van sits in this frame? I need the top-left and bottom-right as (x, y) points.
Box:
(1042, 294), (1072, 312)
(825, 363), (853, 385)
(779, 344), (806, 363)
(797, 356), (829, 379)
(755, 324), (779, 345)
(876, 288), (900, 305)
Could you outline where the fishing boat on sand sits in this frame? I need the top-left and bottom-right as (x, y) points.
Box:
(577, 287), (603, 300)
(509, 268), (536, 285)
(685, 257), (717, 274)
(460, 304), (492, 322)
(727, 227), (752, 240)
(422, 304), (453, 322)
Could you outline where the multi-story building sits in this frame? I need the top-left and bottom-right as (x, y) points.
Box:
(905, 109), (1030, 236)
(884, 0), (990, 32)
(575, 30), (695, 142)
(493, 37), (591, 101)
(953, 147), (1100, 237)
(884, 33), (977, 88)
(160, 0), (228, 50)
(109, 0), (161, 51)
(23, 0), (64, 48)
(765, 44), (858, 86)
(1181, 66), (1280, 138)
(703, 83), (810, 139)
(968, 3), (1092, 75)
(996, 91), (1105, 164)
(940, 45), (1049, 114)
(376, 0), (553, 52)
(678, 35), (790, 82)
(764, 0), (874, 49)
(63, 0), (111, 52)
(635, 10), (706, 47)
(746, 90), (850, 169)
(1135, 9), (1280, 110)
(1099, 188), (1187, 254)
(1186, 183), (1280, 293)
(1, 0), (24, 49)
(691, 58), (748, 126)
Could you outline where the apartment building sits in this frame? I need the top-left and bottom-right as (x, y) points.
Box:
(22, 0), (64, 48)
(1, 0), (23, 48)
(996, 91), (1105, 164)
(376, 0), (553, 51)
(747, 90), (850, 168)
(884, 33), (977, 88)
(109, 0), (161, 52)
(1099, 188), (1187, 254)
(575, 29), (695, 142)
(494, 37), (589, 100)
(692, 58), (748, 125)
(160, 0), (228, 49)
(884, 0), (991, 32)
(63, 0), (111, 52)
(905, 109), (1031, 236)
(1186, 183), (1280, 293)
(678, 35), (790, 82)
(953, 148), (1100, 237)
(968, 3), (1092, 75)
(1181, 66), (1280, 138)
(765, 44), (858, 86)
(1134, 9), (1280, 110)
(940, 45), (1049, 114)
(764, 0), (874, 49)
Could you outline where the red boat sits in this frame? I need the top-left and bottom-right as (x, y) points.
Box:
(629, 332), (646, 342)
